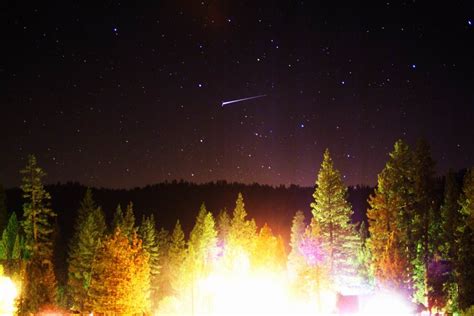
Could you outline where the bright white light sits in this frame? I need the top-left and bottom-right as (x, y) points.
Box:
(359, 291), (415, 316)
(0, 276), (19, 315)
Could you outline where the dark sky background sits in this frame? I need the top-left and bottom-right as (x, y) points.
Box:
(1, 1), (473, 188)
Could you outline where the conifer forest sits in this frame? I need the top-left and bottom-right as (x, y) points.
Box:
(1, 140), (473, 315)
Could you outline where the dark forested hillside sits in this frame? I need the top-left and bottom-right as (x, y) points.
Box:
(5, 181), (372, 284)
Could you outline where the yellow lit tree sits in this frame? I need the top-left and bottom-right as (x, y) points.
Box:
(85, 228), (150, 315)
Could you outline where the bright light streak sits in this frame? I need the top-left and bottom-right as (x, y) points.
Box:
(221, 94), (266, 106)
(0, 276), (19, 316)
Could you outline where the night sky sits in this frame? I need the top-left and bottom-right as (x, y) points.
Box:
(1, 1), (473, 188)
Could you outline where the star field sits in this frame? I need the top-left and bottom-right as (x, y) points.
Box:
(1, 1), (473, 188)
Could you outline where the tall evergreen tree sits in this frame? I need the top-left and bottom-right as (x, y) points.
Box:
(138, 214), (160, 309)
(457, 168), (474, 310)
(67, 189), (106, 311)
(440, 171), (462, 258)
(227, 193), (257, 253)
(122, 202), (136, 238)
(310, 149), (357, 282)
(111, 204), (124, 232)
(20, 155), (57, 312)
(367, 140), (413, 295)
(439, 171), (462, 312)
(155, 227), (170, 301)
(167, 220), (187, 295)
(288, 211), (306, 281)
(188, 204), (217, 264)
(411, 140), (436, 305)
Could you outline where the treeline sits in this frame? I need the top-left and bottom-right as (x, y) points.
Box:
(0, 138), (473, 315)
(3, 178), (373, 285)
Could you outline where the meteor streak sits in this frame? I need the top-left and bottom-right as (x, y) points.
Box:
(221, 94), (266, 106)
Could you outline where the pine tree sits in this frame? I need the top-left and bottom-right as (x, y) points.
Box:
(0, 183), (7, 233)
(129, 232), (151, 314)
(122, 202), (136, 238)
(310, 149), (357, 283)
(167, 220), (187, 295)
(411, 140), (436, 306)
(288, 211), (306, 281)
(0, 212), (25, 276)
(367, 140), (414, 295)
(67, 190), (106, 312)
(217, 208), (230, 245)
(440, 171), (462, 259)
(457, 168), (474, 310)
(112, 204), (124, 231)
(86, 228), (150, 315)
(188, 204), (217, 265)
(227, 193), (257, 253)
(138, 214), (160, 309)
(20, 155), (57, 312)
(439, 171), (462, 313)
(155, 228), (170, 301)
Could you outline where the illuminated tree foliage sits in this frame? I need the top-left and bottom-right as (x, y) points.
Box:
(166, 220), (187, 296)
(300, 218), (331, 310)
(188, 204), (217, 271)
(122, 202), (136, 238)
(154, 227), (170, 300)
(138, 214), (160, 309)
(67, 189), (106, 311)
(252, 223), (286, 270)
(20, 155), (57, 312)
(367, 140), (413, 294)
(310, 149), (358, 282)
(288, 211), (307, 282)
(217, 208), (231, 246)
(227, 193), (257, 257)
(86, 229), (150, 315)
(457, 168), (474, 310)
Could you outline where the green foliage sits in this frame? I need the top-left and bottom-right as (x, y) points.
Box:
(122, 202), (136, 238)
(138, 214), (160, 310)
(112, 204), (124, 231)
(310, 149), (357, 281)
(367, 140), (415, 295)
(188, 204), (217, 265)
(457, 170), (474, 310)
(0, 212), (20, 260)
(440, 171), (462, 258)
(167, 220), (187, 295)
(67, 190), (106, 311)
(20, 155), (57, 313)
